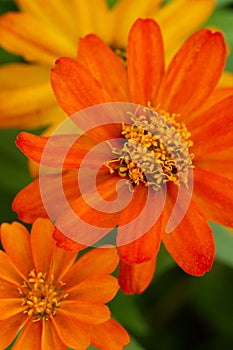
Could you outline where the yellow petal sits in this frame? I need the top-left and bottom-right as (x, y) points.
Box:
(0, 12), (76, 65)
(155, 0), (215, 64)
(218, 71), (233, 87)
(111, 0), (162, 46)
(15, 0), (78, 41)
(0, 63), (66, 128)
(73, 0), (112, 43)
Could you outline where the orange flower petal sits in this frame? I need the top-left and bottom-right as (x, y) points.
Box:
(0, 251), (23, 285)
(162, 185), (215, 276)
(53, 176), (122, 246)
(30, 219), (55, 274)
(78, 34), (129, 101)
(12, 169), (81, 224)
(117, 187), (163, 263)
(190, 95), (233, 156)
(111, 0), (161, 47)
(0, 279), (22, 298)
(11, 317), (42, 350)
(89, 318), (130, 350)
(197, 87), (233, 114)
(53, 228), (83, 252)
(12, 178), (48, 223)
(195, 147), (233, 181)
(0, 299), (25, 320)
(156, 29), (226, 116)
(51, 57), (110, 115)
(118, 257), (156, 294)
(59, 301), (110, 324)
(63, 247), (119, 286)
(193, 168), (233, 227)
(0, 12), (76, 65)
(50, 245), (77, 283)
(1, 222), (34, 279)
(127, 18), (164, 105)
(0, 313), (26, 350)
(16, 131), (98, 168)
(117, 222), (161, 264)
(43, 316), (82, 350)
(66, 275), (119, 303)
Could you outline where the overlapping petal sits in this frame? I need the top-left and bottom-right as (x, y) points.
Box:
(156, 29), (226, 116)
(0, 12), (76, 65)
(127, 18), (164, 105)
(162, 185), (215, 276)
(51, 57), (110, 115)
(111, 0), (162, 46)
(50, 313), (90, 350)
(0, 222), (33, 279)
(63, 247), (119, 286)
(89, 318), (130, 350)
(0, 313), (26, 350)
(156, 0), (215, 63)
(118, 257), (156, 294)
(193, 168), (233, 227)
(78, 34), (130, 101)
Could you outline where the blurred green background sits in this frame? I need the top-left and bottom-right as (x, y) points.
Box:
(0, 0), (233, 349)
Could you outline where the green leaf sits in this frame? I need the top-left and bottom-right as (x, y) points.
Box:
(0, 129), (32, 222)
(210, 222), (233, 268)
(106, 0), (119, 8)
(216, 0), (233, 8)
(125, 337), (146, 350)
(0, 0), (18, 14)
(110, 292), (152, 337)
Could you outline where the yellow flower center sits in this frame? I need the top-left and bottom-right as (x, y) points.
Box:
(19, 270), (68, 321)
(105, 107), (194, 191)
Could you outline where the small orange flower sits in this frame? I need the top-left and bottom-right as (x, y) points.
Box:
(13, 19), (233, 294)
(0, 218), (129, 349)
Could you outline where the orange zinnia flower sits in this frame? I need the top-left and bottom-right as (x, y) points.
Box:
(0, 218), (129, 349)
(13, 19), (233, 294)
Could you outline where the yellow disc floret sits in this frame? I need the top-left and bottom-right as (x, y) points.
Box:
(105, 107), (194, 191)
(19, 270), (68, 321)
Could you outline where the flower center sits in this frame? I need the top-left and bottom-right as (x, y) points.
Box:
(105, 107), (194, 191)
(19, 270), (68, 321)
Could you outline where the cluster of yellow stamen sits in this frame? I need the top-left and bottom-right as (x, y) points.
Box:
(18, 269), (68, 321)
(105, 107), (194, 191)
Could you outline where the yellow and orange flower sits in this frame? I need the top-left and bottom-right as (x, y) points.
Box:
(13, 19), (233, 294)
(0, 218), (129, 349)
(0, 0), (220, 130)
